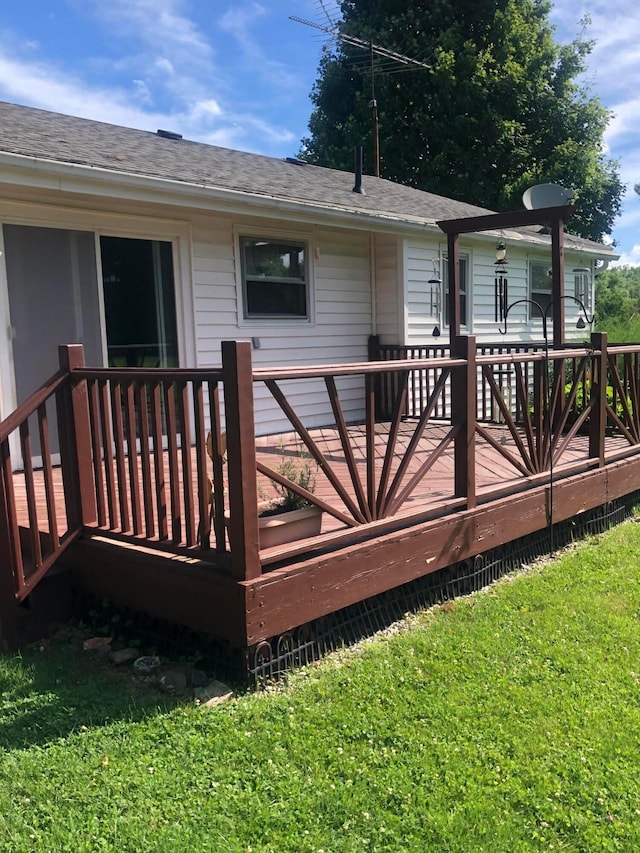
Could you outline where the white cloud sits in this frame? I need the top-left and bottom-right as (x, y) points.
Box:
(218, 2), (305, 91)
(219, 3), (266, 52)
(610, 244), (640, 268)
(0, 44), (299, 164)
(0, 49), (168, 130)
(83, 0), (212, 64)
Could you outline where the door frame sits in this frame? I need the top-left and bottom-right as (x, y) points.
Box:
(0, 199), (195, 422)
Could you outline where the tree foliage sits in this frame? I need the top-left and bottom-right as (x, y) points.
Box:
(301, 0), (623, 242)
(595, 266), (640, 341)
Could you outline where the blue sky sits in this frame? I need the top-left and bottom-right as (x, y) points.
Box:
(0, 1), (637, 264)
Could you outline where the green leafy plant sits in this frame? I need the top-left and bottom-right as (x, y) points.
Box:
(260, 445), (317, 516)
(566, 379), (632, 421)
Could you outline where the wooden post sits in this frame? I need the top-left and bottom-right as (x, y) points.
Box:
(57, 345), (97, 529)
(550, 217), (566, 350)
(589, 332), (607, 467)
(452, 335), (476, 509)
(533, 359), (545, 470)
(367, 334), (380, 362)
(367, 334), (384, 421)
(447, 233), (461, 337)
(0, 453), (21, 650)
(221, 341), (261, 581)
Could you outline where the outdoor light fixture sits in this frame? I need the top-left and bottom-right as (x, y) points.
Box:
(428, 258), (443, 338)
(494, 239), (508, 323)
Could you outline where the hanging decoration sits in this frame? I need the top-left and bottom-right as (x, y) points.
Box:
(573, 263), (591, 315)
(428, 258), (442, 337)
(494, 240), (508, 323)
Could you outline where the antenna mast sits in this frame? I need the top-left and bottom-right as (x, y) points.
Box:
(291, 15), (430, 178)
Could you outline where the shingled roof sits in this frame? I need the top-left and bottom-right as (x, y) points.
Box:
(0, 101), (613, 253)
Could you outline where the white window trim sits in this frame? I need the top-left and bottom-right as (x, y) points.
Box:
(528, 259), (552, 320)
(234, 225), (315, 326)
(442, 250), (471, 331)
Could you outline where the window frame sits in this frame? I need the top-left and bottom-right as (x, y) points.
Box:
(528, 260), (552, 319)
(238, 231), (313, 323)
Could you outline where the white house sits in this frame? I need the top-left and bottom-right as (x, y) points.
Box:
(0, 101), (615, 434)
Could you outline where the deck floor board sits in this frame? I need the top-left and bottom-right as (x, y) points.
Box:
(12, 420), (630, 547)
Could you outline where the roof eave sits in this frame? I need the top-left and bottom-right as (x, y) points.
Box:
(0, 150), (617, 256)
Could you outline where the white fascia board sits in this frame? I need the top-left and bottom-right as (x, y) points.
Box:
(0, 151), (437, 234)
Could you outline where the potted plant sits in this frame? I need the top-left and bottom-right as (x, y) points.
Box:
(258, 450), (323, 549)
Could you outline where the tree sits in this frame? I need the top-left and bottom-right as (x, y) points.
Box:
(595, 266), (640, 340)
(301, 0), (622, 242)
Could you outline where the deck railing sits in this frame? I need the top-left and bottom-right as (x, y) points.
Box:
(0, 345), (87, 643)
(370, 337), (548, 422)
(2, 331), (638, 648)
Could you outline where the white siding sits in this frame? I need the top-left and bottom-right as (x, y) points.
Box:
(373, 233), (402, 343)
(404, 237), (593, 347)
(405, 239), (442, 344)
(191, 215), (373, 434)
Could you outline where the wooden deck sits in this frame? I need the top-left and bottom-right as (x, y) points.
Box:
(12, 420), (628, 545)
(3, 335), (640, 658)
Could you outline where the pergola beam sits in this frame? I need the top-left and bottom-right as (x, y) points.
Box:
(436, 204), (575, 236)
(436, 204), (575, 340)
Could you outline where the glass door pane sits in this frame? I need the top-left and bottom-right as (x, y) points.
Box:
(100, 236), (179, 367)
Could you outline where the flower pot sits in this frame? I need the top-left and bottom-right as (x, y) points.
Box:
(258, 504), (323, 549)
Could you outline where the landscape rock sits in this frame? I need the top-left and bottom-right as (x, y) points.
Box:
(195, 680), (233, 707)
(133, 655), (161, 674)
(109, 647), (139, 665)
(82, 636), (112, 651)
(190, 668), (208, 687)
(157, 667), (189, 696)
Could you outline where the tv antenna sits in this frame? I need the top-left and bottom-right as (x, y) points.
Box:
(290, 14), (431, 177)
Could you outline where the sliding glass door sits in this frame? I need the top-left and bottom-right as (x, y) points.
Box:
(100, 236), (179, 368)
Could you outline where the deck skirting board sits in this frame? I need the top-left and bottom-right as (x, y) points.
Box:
(242, 455), (640, 644)
(58, 454), (640, 652)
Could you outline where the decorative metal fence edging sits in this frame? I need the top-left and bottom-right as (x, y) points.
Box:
(248, 493), (637, 686)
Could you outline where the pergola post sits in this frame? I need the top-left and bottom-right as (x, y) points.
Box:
(437, 204), (575, 347)
(550, 218), (566, 349)
(447, 233), (461, 337)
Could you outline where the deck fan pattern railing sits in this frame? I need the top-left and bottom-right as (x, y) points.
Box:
(475, 346), (600, 477)
(253, 353), (465, 536)
(370, 338), (547, 422)
(606, 346), (640, 446)
(1, 331), (637, 622)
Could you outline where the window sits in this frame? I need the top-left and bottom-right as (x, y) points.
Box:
(529, 261), (552, 318)
(240, 237), (309, 319)
(443, 255), (469, 327)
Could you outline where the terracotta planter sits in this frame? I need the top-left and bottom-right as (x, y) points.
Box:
(258, 504), (323, 549)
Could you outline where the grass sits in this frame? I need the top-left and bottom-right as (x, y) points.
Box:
(3, 522), (640, 851)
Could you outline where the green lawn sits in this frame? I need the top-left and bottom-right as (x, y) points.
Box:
(2, 521), (640, 852)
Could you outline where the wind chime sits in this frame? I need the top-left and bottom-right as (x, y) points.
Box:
(428, 259), (442, 337)
(573, 261), (592, 315)
(494, 239), (508, 323)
